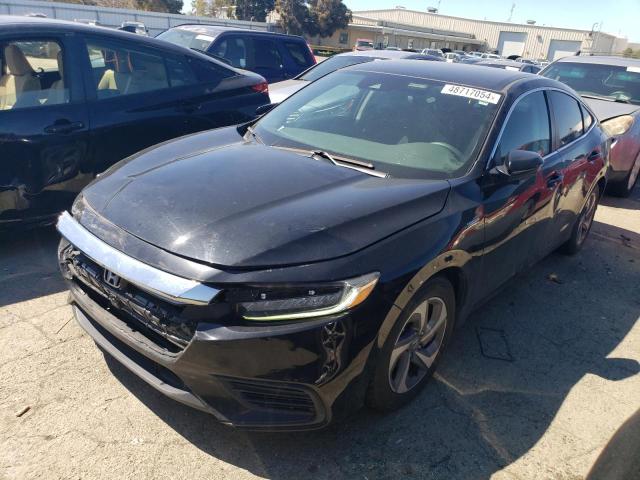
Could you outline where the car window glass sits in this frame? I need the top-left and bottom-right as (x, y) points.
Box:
(166, 56), (197, 87)
(300, 55), (373, 82)
(581, 104), (594, 131)
(496, 91), (550, 162)
(0, 39), (69, 111)
(549, 91), (584, 147)
(188, 57), (231, 85)
(284, 42), (311, 67)
(254, 39), (282, 69)
(86, 39), (170, 99)
(211, 36), (250, 69)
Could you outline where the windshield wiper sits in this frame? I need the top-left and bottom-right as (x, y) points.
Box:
(311, 150), (388, 178)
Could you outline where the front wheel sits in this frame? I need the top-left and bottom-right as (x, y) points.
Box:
(560, 187), (600, 255)
(366, 276), (455, 411)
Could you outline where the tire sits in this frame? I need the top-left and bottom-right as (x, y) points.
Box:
(560, 187), (600, 255)
(366, 276), (455, 411)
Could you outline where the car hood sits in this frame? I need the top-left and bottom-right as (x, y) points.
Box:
(268, 79), (307, 103)
(583, 97), (640, 121)
(81, 138), (450, 269)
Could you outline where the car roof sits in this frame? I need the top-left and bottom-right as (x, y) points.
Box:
(345, 59), (561, 93)
(338, 50), (441, 60)
(170, 23), (305, 40)
(0, 15), (247, 71)
(476, 59), (523, 67)
(555, 55), (640, 67)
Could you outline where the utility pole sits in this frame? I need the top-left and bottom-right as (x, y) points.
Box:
(508, 2), (515, 22)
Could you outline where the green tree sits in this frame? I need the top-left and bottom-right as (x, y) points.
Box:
(275, 0), (310, 35)
(308, 0), (350, 38)
(235, 0), (274, 22)
(623, 47), (634, 58)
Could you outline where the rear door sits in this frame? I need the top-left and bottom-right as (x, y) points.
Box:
(79, 34), (193, 174)
(0, 33), (90, 223)
(252, 36), (287, 83)
(539, 90), (601, 253)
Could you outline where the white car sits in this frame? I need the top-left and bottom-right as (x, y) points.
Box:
(481, 53), (501, 59)
(444, 52), (461, 63)
(421, 48), (444, 58)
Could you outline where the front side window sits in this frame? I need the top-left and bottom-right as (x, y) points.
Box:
(0, 39), (68, 110)
(86, 39), (170, 99)
(254, 71), (500, 179)
(496, 91), (551, 162)
(548, 91), (584, 147)
(211, 36), (250, 69)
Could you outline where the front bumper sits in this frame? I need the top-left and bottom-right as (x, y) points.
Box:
(58, 212), (384, 430)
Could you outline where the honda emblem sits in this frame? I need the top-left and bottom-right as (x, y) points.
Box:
(103, 269), (122, 289)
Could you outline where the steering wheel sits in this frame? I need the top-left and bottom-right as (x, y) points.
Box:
(430, 142), (463, 159)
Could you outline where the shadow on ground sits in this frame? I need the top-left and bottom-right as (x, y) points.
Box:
(0, 226), (67, 307)
(102, 215), (640, 479)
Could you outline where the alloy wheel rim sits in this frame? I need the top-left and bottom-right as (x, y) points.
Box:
(577, 191), (597, 245)
(388, 297), (448, 394)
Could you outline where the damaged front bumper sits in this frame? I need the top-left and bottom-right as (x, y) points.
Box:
(57, 212), (383, 430)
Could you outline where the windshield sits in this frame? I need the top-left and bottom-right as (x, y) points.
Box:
(299, 55), (376, 82)
(254, 70), (500, 179)
(157, 27), (217, 51)
(356, 41), (373, 48)
(542, 62), (640, 105)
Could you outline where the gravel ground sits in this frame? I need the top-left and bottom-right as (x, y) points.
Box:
(1, 188), (639, 480)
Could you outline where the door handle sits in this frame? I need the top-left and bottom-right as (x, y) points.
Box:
(547, 172), (564, 188)
(44, 121), (84, 135)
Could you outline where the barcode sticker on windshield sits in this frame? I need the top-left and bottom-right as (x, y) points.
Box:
(441, 84), (501, 104)
(627, 66), (640, 73)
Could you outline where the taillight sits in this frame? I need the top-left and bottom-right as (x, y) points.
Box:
(251, 81), (269, 94)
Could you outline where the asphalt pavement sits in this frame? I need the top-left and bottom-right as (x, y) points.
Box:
(1, 188), (639, 480)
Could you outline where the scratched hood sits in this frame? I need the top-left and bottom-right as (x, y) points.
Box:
(81, 134), (450, 268)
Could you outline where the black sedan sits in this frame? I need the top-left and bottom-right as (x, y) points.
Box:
(57, 61), (608, 430)
(0, 16), (269, 229)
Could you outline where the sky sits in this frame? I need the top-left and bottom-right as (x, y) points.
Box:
(343, 0), (640, 42)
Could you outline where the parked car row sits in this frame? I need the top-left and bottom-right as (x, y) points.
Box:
(0, 15), (636, 432)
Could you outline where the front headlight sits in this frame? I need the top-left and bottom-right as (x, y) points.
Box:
(227, 272), (380, 321)
(601, 115), (634, 137)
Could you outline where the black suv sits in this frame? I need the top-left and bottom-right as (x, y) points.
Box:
(0, 16), (269, 228)
(157, 25), (317, 83)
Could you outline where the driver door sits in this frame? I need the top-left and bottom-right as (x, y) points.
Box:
(478, 90), (552, 296)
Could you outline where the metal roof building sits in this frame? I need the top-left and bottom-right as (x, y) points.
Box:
(347, 8), (626, 60)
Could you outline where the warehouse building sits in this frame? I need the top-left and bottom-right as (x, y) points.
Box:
(316, 8), (627, 60)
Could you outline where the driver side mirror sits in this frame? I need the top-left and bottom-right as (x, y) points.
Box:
(255, 103), (278, 116)
(493, 149), (543, 176)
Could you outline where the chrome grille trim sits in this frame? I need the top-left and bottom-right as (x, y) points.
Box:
(57, 211), (219, 305)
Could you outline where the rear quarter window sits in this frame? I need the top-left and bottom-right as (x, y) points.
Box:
(284, 41), (313, 67)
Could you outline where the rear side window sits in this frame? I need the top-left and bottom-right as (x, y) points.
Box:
(548, 91), (584, 147)
(86, 39), (170, 99)
(581, 104), (594, 131)
(496, 91), (551, 162)
(166, 56), (197, 87)
(284, 41), (312, 67)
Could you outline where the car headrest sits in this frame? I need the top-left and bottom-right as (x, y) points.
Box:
(4, 44), (34, 76)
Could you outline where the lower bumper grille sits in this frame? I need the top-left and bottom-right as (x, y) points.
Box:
(225, 378), (318, 416)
